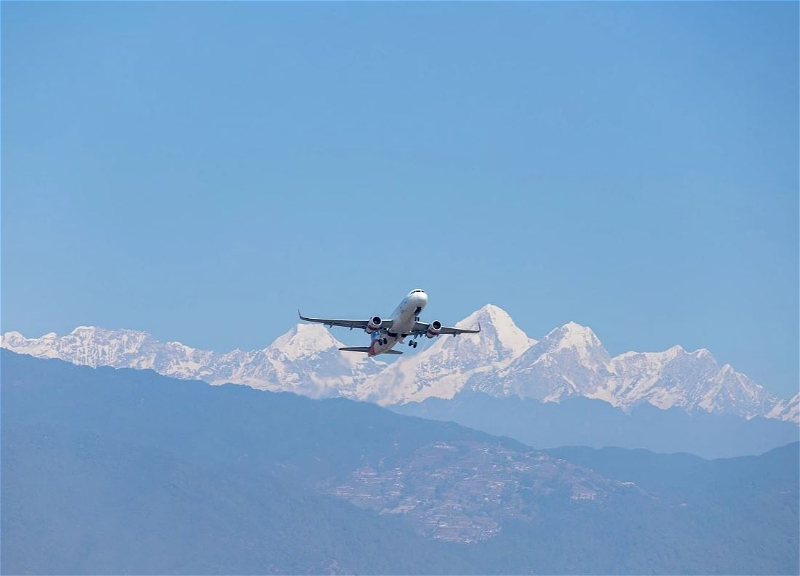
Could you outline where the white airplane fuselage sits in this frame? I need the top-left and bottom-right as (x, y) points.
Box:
(299, 289), (479, 355)
(368, 289), (428, 356)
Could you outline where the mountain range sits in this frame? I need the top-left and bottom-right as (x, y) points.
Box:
(2, 351), (798, 574)
(3, 305), (797, 424)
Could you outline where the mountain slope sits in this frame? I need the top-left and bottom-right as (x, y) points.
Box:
(482, 322), (614, 401)
(2, 350), (798, 574)
(769, 393), (800, 423)
(2, 305), (795, 422)
(354, 304), (534, 405)
(1, 324), (385, 398)
(394, 391), (800, 459)
(603, 346), (780, 418)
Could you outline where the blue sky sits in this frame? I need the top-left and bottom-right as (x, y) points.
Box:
(2, 2), (798, 398)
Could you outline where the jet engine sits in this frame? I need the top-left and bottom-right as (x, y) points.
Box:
(366, 316), (383, 334)
(426, 320), (442, 338)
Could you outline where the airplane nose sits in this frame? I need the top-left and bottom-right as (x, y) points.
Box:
(416, 291), (428, 307)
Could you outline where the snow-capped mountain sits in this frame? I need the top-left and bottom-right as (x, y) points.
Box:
(603, 346), (781, 418)
(478, 322), (615, 402)
(375, 311), (791, 421)
(355, 304), (536, 405)
(2, 305), (796, 423)
(768, 393), (800, 424)
(0, 324), (384, 398)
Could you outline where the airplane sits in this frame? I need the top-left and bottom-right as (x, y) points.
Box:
(298, 288), (481, 357)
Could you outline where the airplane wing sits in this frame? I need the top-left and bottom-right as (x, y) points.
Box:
(339, 346), (403, 355)
(298, 311), (394, 330)
(410, 321), (481, 337)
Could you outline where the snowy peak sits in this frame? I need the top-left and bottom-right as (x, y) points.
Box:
(2, 310), (795, 424)
(70, 325), (97, 335)
(697, 363), (774, 418)
(351, 305), (536, 406)
(0, 326), (157, 367)
(420, 304), (536, 372)
(604, 344), (780, 419)
(453, 304), (537, 359)
(768, 393), (800, 423)
(537, 322), (608, 361)
(270, 323), (345, 361)
(265, 324), (370, 376)
(1, 330), (59, 359)
(493, 322), (613, 401)
(544, 321), (600, 343)
(693, 348), (714, 360)
(0, 324), (375, 398)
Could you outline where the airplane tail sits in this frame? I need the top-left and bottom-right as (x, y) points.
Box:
(339, 347), (403, 355)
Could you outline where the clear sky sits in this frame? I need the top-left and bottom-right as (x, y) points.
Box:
(2, 2), (798, 398)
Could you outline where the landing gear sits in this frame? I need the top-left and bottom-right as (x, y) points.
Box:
(413, 341), (418, 348)
(408, 340), (418, 348)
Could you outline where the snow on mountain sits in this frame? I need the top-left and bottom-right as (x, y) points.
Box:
(768, 393), (800, 424)
(462, 322), (787, 421)
(208, 324), (385, 397)
(353, 304), (536, 405)
(0, 324), (384, 398)
(2, 306), (795, 423)
(0, 326), (194, 374)
(600, 346), (781, 418)
(597, 346), (708, 407)
(480, 322), (614, 402)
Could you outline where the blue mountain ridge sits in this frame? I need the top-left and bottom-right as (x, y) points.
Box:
(2, 350), (797, 575)
(392, 391), (799, 459)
